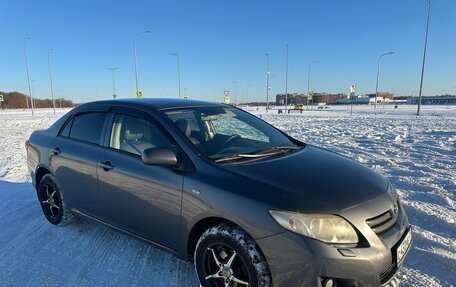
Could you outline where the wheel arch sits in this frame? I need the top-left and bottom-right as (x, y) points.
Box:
(187, 216), (253, 262)
(35, 165), (53, 190)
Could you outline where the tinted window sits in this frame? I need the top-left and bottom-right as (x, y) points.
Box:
(166, 110), (201, 132)
(109, 114), (174, 156)
(70, 113), (107, 145)
(60, 117), (73, 137)
(165, 107), (296, 159)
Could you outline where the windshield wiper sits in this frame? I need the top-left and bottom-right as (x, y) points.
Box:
(252, 145), (301, 155)
(214, 146), (302, 164)
(214, 153), (270, 163)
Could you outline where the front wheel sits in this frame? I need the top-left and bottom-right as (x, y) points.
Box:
(194, 223), (272, 287)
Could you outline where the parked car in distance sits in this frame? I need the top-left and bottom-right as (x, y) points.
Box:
(26, 98), (412, 287)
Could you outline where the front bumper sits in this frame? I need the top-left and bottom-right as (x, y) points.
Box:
(256, 223), (412, 287)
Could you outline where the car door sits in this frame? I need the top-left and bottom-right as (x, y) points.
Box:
(97, 107), (184, 250)
(50, 111), (109, 216)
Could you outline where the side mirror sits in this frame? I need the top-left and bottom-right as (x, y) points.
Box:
(142, 147), (178, 166)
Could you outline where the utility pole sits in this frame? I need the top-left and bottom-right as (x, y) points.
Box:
(24, 36), (34, 115)
(417, 0), (432, 116)
(133, 30), (150, 98)
(374, 52), (394, 109)
(285, 44), (288, 114)
(106, 67), (119, 98)
(307, 60), (319, 108)
(246, 84), (252, 104)
(265, 53), (270, 112)
(48, 48), (56, 114)
(169, 53), (182, 99)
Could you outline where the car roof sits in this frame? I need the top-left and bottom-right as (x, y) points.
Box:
(76, 98), (224, 111)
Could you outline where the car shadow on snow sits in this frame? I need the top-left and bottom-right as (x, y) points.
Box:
(0, 180), (198, 287)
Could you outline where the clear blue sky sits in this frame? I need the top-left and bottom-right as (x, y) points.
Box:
(1, 0), (455, 103)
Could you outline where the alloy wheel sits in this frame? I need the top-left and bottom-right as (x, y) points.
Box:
(202, 244), (250, 287)
(41, 183), (61, 219)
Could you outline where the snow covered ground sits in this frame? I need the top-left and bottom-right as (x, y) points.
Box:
(0, 105), (455, 286)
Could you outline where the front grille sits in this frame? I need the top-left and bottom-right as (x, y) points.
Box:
(366, 203), (399, 234)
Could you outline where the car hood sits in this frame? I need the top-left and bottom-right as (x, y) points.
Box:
(222, 145), (389, 213)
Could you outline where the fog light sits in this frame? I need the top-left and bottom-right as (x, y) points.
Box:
(322, 278), (334, 287)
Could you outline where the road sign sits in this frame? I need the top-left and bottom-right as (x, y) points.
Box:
(136, 90), (143, 98)
(307, 92), (313, 101)
(0, 95), (4, 102)
(223, 91), (230, 104)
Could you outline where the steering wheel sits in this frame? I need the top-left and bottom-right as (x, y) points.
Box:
(220, 134), (241, 150)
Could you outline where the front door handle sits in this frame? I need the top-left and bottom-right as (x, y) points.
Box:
(51, 147), (61, 155)
(98, 161), (114, 171)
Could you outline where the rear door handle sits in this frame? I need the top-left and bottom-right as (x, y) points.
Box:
(51, 147), (61, 155)
(98, 161), (114, 171)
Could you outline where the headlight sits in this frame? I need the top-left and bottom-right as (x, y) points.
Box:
(269, 210), (359, 244)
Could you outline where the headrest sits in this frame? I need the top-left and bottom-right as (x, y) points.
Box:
(175, 119), (191, 137)
(124, 129), (143, 141)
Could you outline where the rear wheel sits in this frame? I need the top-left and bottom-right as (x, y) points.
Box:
(37, 174), (75, 225)
(195, 223), (272, 287)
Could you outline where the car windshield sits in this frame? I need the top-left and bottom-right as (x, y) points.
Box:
(164, 106), (301, 162)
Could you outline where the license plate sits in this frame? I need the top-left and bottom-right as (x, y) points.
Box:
(396, 229), (412, 264)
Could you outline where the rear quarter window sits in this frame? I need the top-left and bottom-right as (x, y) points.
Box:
(69, 113), (107, 145)
(59, 117), (73, 137)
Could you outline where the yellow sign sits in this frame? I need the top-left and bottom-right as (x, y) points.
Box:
(136, 90), (143, 98)
(0, 95), (3, 102)
(223, 91), (230, 104)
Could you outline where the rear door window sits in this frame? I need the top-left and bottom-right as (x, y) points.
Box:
(109, 114), (174, 156)
(69, 113), (107, 145)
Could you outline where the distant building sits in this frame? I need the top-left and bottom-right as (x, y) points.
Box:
(312, 93), (345, 104)
(365, 92), (394, 102)
(276, 91), (398, 105)
(407, 95), (456, 105)
(336, 96), (373, 105)
(275, 93), (306, 105)
(377, 92), (394, 100)
(336, 92), (395, 105)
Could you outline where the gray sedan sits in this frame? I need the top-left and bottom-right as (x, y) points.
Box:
(26, 99), (412, 287)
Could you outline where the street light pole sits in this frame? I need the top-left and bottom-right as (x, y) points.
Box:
(133, 30), (150, 97)
(48, 48), (56, 114)
(265, 53), (270, 112)
(169, 53), (181, 99)
(307, 60), (319, 108)
(31, 80), (36, 108)
(417, 0), (432, 116)
(24, 36), (34, 115)
(374, 51), (394, 109)
(285, 44), (288, 113)
(246, 84), (252, 104)
(106, 67), (119, 98)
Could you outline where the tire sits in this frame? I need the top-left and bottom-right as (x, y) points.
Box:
(194, 223), (272, 287)
(37, 174), (75, 226)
